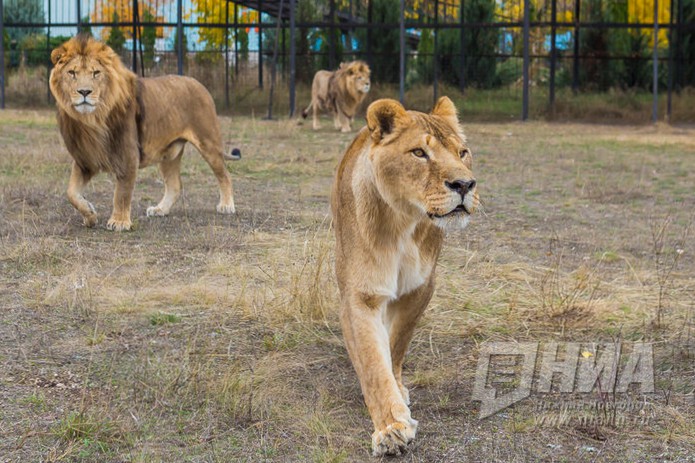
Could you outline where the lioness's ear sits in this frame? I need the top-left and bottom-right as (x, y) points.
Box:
(366, 99), (409, 143)
(51, 45), (66, 65)
(431, 96), (459, 126)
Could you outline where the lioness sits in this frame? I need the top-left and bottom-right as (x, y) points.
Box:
(49, 34), (239, 231)
(331, 97), (478, 456)
(302, 61), (371, 132)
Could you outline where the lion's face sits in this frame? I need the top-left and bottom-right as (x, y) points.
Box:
(366, 98), (478, 229)
(50, 34), (133, 119)
(343, 62), (371, 95)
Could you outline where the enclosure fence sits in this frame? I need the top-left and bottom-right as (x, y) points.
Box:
(1, 0), (694, 122)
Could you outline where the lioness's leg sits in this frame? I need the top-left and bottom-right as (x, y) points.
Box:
(312, 99), (321, 130)
(197, 142), (235, 214)
(67, 162), (97, 227)
(341, 296), (417, 456)
(147, 149), (184, 217)
(107, 172), (136, 231)
(386, 280), (435, 405)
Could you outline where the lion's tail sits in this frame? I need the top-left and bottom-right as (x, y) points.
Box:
(223, 147), (242, 161)
(301, 102), (311, 119)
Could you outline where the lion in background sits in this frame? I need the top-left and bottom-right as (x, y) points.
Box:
(302, 61), (371, 132)
(49, 34), (240, 231)
(332, 97), (478, 456)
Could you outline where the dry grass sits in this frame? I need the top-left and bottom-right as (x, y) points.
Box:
(0, 108), (694, 462)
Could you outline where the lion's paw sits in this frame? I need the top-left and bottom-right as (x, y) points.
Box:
(146, 206), (167, 217)
(372, 418), (418, 457)
(340, 127), (352, 133)
(216, 203), (236, 214)
(82, 203), (98, 227)
(106, 218), (132, 231)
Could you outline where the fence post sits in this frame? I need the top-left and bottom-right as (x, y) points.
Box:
(399, 0), (405, 104)
(522, 0), (530, 121)
(1, 0), (4, 109)
(177, 0), (183, 75)
(289, 0), (296, 117)
(258, 0), (264, 88)
(234, 3), (239, 78)
(367, 0), (372, 69)
(433, 0), (439, 104)
(668, 0), (674, 121)
(46, 0), (52, 104)
(133, 0), (139, 74)
(329, 0), (336, 69)
(225, 0), (230, 109)
(549, 0), (556, 116)
(77, 0), (82, 32)
(652, 0), (659, 123)
(459, 0), (465, 93)
(572, 0), (581, 93)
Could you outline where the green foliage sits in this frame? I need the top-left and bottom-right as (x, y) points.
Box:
(354, 0), (401, 84)
(141, 10), (157, 67)
(106, 14), (126, 54)
(17, 34), (72, 67)
(415, 29), (434, 85)
(676, 0), (695, 88)
(440, 0), (499, 89)
(78, 16), (92, 36)
(3, 0), (45, 43)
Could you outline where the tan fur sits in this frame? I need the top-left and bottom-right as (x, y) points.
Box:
(49, 34), (236, 231)
(301, 61), (371, 132)
(331, 97), (479, 456)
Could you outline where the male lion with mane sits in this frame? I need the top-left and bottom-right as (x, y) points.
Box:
(49, 34), (239, 231)
(302, 60), (370, 132)
(332, 97), (479, 456)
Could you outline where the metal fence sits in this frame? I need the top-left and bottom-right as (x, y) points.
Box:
(1, 0), (693, 121)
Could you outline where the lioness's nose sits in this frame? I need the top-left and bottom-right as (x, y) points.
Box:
(77, 89), (92, 97)
(446, 179), (476, 196)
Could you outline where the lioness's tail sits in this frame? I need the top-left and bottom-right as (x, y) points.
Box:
(223, 147), (242, 161)
(301, 102), (312, 119)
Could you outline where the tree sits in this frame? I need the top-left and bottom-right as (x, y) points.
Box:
(106, 13), (127, 54)
(141, 10), (157, 66)
(354, 0), (401, 84)
(3, 0), (45, 43)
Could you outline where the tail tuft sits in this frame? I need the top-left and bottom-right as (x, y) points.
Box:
(224, 147), (242, 161)
(301, 109), (309, 119)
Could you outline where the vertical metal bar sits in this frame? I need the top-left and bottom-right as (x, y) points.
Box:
(329, 0), (335, 69)
(652, 0), (659, 123)
(0, 0), (5, 109)
(399, 0), (405, 104)
(234, 3), (239, 78)
(77, 0), (82, 32)
(549, 0), (557, 115)
(289, 0), (296, 117)
(522, 0), (530, 120)
(433, 0), (439, 104)
(677, 0), (683, 89)
(266, 0), (284, 120)
(572, 0), (581, 93)
(225, 0), (230, 109)
(47, 0), (52, 104)
(667, 0), (674, 121)
(459, 0), (465, 93)
(367, 0), (372, 69)
(258, 0), (263, 89)
(133, 0), (138, 73)
(177, 0), (183, 75)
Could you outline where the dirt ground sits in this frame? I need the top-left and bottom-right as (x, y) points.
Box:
(0, 109), (694, 463)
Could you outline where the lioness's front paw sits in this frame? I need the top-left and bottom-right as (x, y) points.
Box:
(216, 203), (236, 214)
(106, 218), (132, 231)
(372, 418), (418, 456)
(146, 206), (167, 217)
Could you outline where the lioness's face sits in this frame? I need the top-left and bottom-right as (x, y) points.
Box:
(54, 56), (106, 114)
(367, 98), (478, 229)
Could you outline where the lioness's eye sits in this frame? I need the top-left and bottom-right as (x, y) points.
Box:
(411, 149), (428, 159)
(459, 148), (470, 160)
